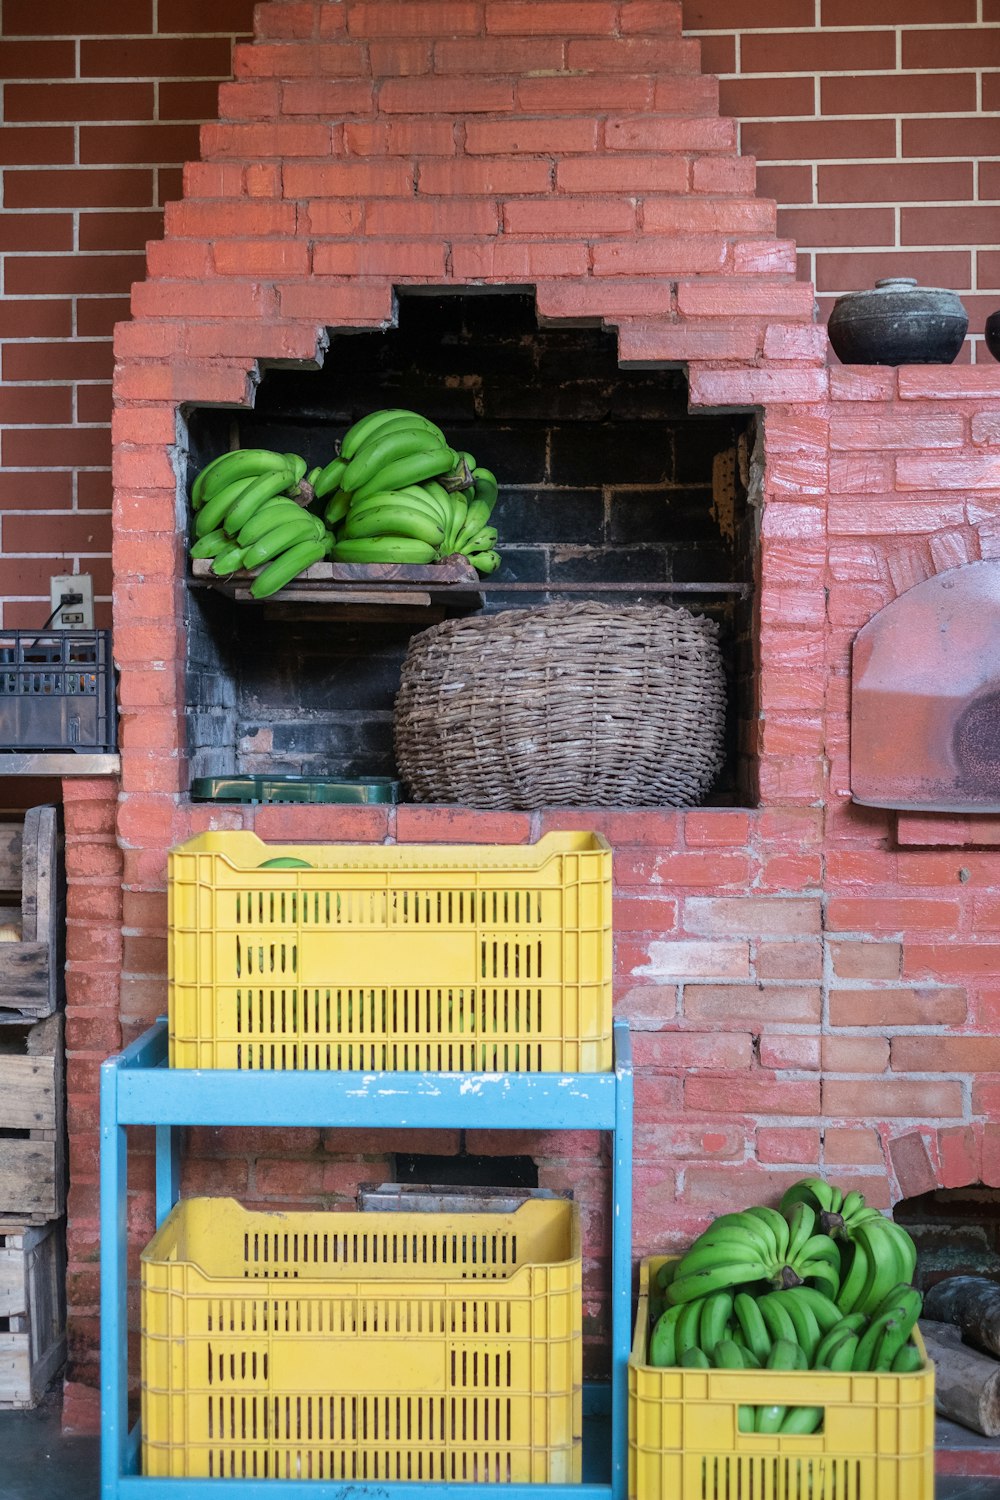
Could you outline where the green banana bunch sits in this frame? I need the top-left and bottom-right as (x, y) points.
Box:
(665, 1203), (843, 1307)
(191, 447), (299, 509)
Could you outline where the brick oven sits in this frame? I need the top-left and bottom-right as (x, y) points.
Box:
(61, 0), (1000, 1427)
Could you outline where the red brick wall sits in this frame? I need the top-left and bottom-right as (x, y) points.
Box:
(681, 0), (1000, 346)
(2, 1), (1000, 627)
(0, 0), (256, 631)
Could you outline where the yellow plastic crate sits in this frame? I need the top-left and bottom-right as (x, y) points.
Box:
(141, 1197), (582, 1484)
(167, 830), (612, 1072)
(629, 1256), (935, 1500)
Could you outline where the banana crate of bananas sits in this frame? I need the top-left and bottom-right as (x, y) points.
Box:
(187, 408), (501, 601)
(629, 1176), (935, 1500)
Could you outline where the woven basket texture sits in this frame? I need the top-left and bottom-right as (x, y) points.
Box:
(393, 601), (727, 809)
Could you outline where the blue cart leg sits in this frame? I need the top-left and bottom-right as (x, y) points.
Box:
(154, 1125), (180, 1227)
(100, 1058), (129, 1500)
(611, 1028), (634, 1500)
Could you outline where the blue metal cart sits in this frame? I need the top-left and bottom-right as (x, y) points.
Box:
(100, 1018), (634, 1500)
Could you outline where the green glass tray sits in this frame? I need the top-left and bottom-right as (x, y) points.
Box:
(190, 775), (401, 805)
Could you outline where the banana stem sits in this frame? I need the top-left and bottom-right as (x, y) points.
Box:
(820, 1210), (846, 1235)
(779, 1266), (805, 1289)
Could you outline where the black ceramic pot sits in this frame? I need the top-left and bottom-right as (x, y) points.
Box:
(827, 277), (968, 366)
(984, 311), (1000, 361)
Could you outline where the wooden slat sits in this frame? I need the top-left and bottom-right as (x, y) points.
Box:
(0, 823), (22, 896)
(0, 945), (49, 1008)
(0, 1054), (57, 1132)
(0, 1220), (65, 1408)
(0, 1142), (58, 1221)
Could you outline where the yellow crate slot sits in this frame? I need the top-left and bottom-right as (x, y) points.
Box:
(168, 831), (612, 1072)
(628, 1256), (936, 1500)
(141, 1198), (582, 1484)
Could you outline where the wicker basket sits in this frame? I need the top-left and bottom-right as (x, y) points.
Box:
(393, 601), (727, 809)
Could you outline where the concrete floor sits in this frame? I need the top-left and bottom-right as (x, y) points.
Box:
(2, 1385), (1000, 1499)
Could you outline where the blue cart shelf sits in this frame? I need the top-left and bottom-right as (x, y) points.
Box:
(100, 1018), (634, 1500)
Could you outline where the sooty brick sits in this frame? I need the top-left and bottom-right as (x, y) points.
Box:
(494, 487), (605, 544)
(549, 422), (673, 485)
(549, 545), (668, 582)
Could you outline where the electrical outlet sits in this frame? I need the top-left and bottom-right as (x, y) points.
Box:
(49, 573), (94, 630)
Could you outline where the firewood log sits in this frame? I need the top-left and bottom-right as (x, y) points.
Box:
(924, 1275), (1000, 1360)
(922, 1319), (1000, 1438)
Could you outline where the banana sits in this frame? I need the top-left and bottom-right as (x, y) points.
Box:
(891, 1343), (924, 1374)
(324, 489), (351, 529)
(672, 1241), (771, 1278)
(189, 528), (231, 560)
(699, 1292), (734, 1356)
(879, 1218), (918, 1282)
(392, 485), (451, 529)
(342, 428), (454, 495)
(779, 1406), (824, 1435)
(340, 408), (441, 461)
(862, 1290), (923, 1371)
(825, 1330), (861, 1371)
(330, 536), (440, 565)
(467, 549), (501, 575)
(460, 526), (499, 554)
(797, 1259), (841, 1301)
(744, 1207), (790, 1261)
(756, 1295), (797, 1347)
(209, 542), (247, 577)
(444, 492), (469, 553)
(666, 1262), (773, 1307)
(839, 1189), (866, 1223)
(733, 1292), (772, 1363)
(680, 1347), (711, 1370)
(346, 488), (448, 530)
(755, 1340), (802, 1433)
(196, 467), (293, 538)
(373, 411), (447, 442)
(341, 505), (445, 549)
(790, 1286), (845, 1334)
(696, 1214), (776, 1259)
(242, 517), (323, 571)
(780, 1178), (837, 1216)
(869, 1282), (919, 1323)
(306, 466), (322, 488)
(312, 457), (347, 500)
(192, 475), (258, 538)
(855, 1221), (906, 1316)
(649, 1304), (684, 1368)
(813, 1313), (866, 1366)
(283, 454), (307, 486)
(675, 1299), (704, 1358)
(454, 501), (495, 553)
(237, 499), (313, 547)
(471, 465), (498, 511)
(836, 1238), (870, 1315)
(338, 409), (397, 461)
(711, 1338), (747, 1371)
(852, 1310), (897, 1371)
(224, 472), (302, 536)
(774, 1292), (821, 1362)
(796, 1234), (842, 1273)
(785, 1202), (817, 1264)
(249, 536), (329, 600)
(350, 446), (457, 507)
(192, 447), (292, 507)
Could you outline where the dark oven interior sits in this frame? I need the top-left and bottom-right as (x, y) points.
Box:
(184, 290), (758, 806)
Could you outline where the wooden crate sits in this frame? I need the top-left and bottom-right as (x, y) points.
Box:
(0, 1013), (65, 1223)
(0, 1219), (66, 1408)
(0, 806), (64, 1019)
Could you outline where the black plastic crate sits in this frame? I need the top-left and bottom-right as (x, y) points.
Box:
(0, 630), (116, 753)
